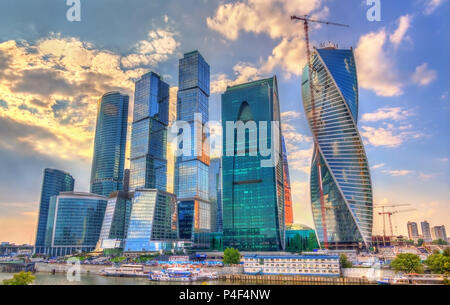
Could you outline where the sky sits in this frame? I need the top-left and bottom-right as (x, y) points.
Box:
(0, 0), (448, 244)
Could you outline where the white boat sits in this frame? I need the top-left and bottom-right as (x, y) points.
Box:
(100, 264), (148, 278)
(149, 267), (218, 282)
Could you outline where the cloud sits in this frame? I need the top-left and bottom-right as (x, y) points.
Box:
(355, 29), (403, 97)
(424, 0), (449, 15)
(389, 15), (412, 47)
(382, 169), (413, 176)
(121, 30), (180, 68)
(361, 107), (412, 122)
(360, 125), (423, 148)
(372, 163), (385, 170)
(207, 0), (325, 85)
(412, 63), (437, 86)
(281, 111), (301, 121)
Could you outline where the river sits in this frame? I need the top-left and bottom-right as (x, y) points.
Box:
(0, 272), (237, 285)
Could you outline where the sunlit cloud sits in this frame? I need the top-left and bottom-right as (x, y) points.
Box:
(412, 63), (437, 86)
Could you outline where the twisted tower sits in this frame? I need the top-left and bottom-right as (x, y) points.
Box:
(302, 47), (373, 249)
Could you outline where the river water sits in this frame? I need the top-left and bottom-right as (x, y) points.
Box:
(0, 272), (238, 285)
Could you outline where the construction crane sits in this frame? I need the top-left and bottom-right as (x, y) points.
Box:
(378, 208), (417, 237)
(374, 204), (411, 240)
(291, 15), (349, 249)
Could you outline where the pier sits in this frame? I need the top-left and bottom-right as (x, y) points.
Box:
(0, 261), (36, 273)
(220, 274), (372, 285)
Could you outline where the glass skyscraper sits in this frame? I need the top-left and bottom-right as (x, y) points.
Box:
(96, 191), (133, 251)
(301, 47), (373, 249)
(209, 158), (223, 233)
(123, 189), (178, 252)
(35, 168), (74, 254)
(221, 76), (285, 251)
(129, 72), (169, 192)
(44, 192), (107, 256)
(90, 92), (129, 197)
(174, 51), (211, 240)
(281, 136), (294, 227)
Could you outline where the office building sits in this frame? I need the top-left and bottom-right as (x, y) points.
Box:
(44, 192), (108, 256)
(34, 168), (74, 254)
(96, 191), (133, 252)
(301, 47), (373, 249)
(282, 136), (294, 227)
(123, 189), (178, 253)
(129, 72), (169, 192)
(432, 225), (447, 241)
(209, 158), (223, 233)
(174, 51), (211, 240)
(407, 221), (419, 241)
(221, 76), (285, 251)
(421, 221), (432, 242)
(90, 92), (129, 197)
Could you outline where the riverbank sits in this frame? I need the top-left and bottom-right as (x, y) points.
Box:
(34, 262), (243, 276)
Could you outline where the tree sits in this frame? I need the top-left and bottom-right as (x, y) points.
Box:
(307, 232), (319, 251)
(223, 248), (241, 265)
(425, 254), (450, 274)
(339, 254), (353, 268)
(2, 271), (35, 285)
(390, 253), (424, 274)
(432, 239), (448, 245)
(416, 239), (424, 246)
(442, 248), (450, 257)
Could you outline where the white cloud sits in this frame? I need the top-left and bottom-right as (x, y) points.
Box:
(281, 111), (301, 121)
(361, 107), (412, 122)
(372, 163), (385, 170)
(412, 63), (437, 86)
(361, 126), (403, 147)
(382, 169), (413, 176)
(207, 0), (326, 83)
(121, 29), (180, 68)
(389, 15), (412, 47)
(355, 29), (403, 97)
(424, 0), (449, 15)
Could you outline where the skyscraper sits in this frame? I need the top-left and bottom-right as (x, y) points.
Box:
(44, 192), (107, 256)
(174, 51), (211, 240)
(129, 72), (169, 192)
(35, 168), (74, 254)
(96, 191), (133, 252)
(209, 158), (223, 232)
(407, 221), (419, 241)
(432, 225), (447, 241)
(221, 76), (285, 251)
(90, 92), (129, 197)
(281, 136), (294, 227)
(123, 189), (178, 252)
(421, 221), (432, 242)
(302, 47), (373, 249)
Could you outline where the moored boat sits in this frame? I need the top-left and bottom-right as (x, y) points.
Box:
(100, 264), (148, 278)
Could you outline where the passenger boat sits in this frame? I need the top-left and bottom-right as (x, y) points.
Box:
(100, 264), (148, 278)
(149, 267), (218, 282)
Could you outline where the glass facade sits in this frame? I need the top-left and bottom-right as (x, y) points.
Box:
(281, 136), (294, 227)
(130, 72), (169, 192)
(209, 158), (223, 233)
(221, 76), (285, 251)
(44, 192), (107, 256)
(123, 189), (178, 252)
(35, 168), (74, 253)
(97, 191), (133, 250)
(175, 51), (211, 240)
(302, 48), (373, 249)
(90, 92), (129, 197)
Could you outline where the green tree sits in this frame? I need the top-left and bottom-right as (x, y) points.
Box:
(432, 239), (448, 245)
(424, 254), (450, 274)
(416, 239), (424, 246)
(339, 254), (353, 268)
(442, 248), (450, 257)
(390, 253), (424, 274)
(307, 232), (319, 251)
(2, 271), (35, 285)
(223, 248), (241, 265)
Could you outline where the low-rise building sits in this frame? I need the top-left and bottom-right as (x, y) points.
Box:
(243, 254), (340, 277)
